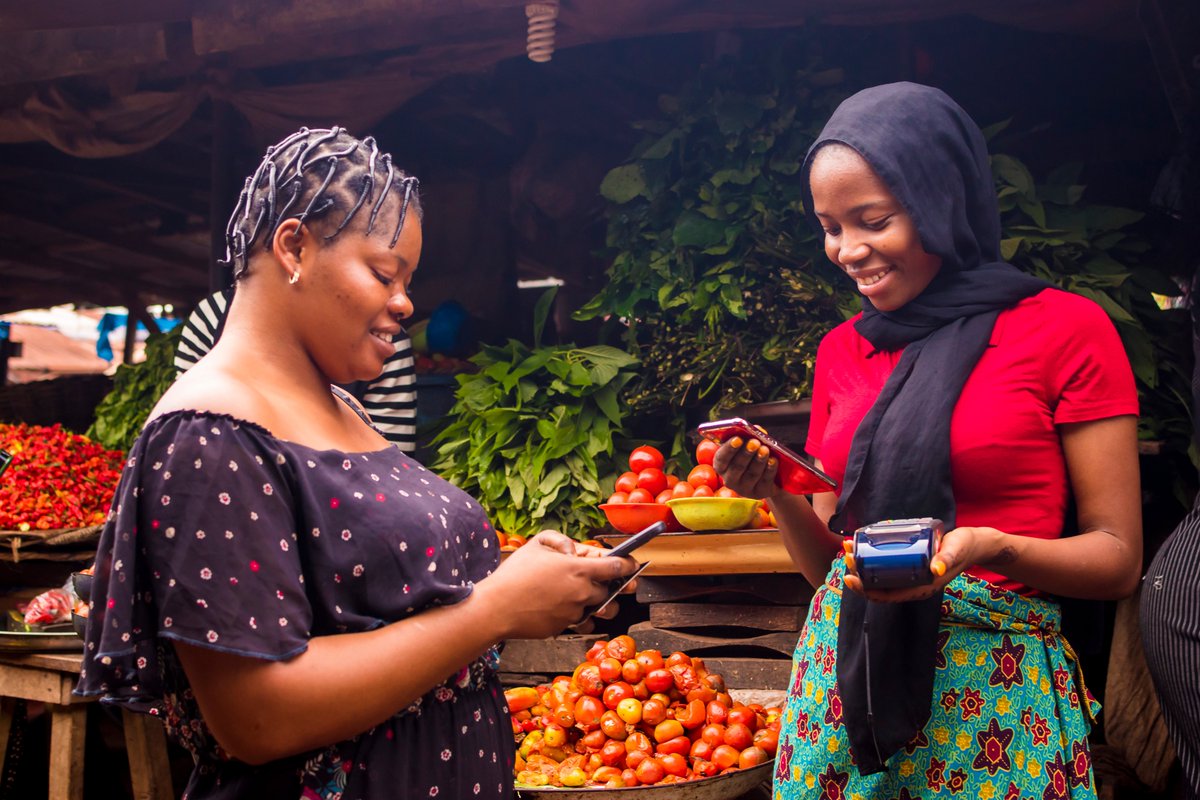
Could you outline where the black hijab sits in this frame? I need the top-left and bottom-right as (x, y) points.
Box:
(800, 82), (1048, 774)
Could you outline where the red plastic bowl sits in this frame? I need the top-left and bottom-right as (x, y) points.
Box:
(599, 503), (684, 534)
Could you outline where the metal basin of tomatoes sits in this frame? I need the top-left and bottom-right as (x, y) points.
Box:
(514, 761), (770, 799)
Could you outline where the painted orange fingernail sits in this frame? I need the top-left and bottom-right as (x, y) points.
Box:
(729, 437), (744, 448)
(767, 457), (777, 468)
(745, 439), (760, 453)
(842, 539), (854, 554)
(757, 446), (770, 460)
(931, 561), (946, 577)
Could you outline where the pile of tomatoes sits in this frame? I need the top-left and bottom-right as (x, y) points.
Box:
(606, 443), (774, 529)
(507, 635), (780, 788)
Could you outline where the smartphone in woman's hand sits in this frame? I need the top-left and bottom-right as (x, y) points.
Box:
(697, 418), (837, 495)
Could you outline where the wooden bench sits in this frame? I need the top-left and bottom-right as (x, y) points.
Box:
(0, 652), (173, 800)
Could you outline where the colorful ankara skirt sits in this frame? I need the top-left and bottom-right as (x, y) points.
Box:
(774, 558), (1099, 800)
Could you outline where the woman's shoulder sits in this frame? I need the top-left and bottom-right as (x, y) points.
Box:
(1004, 287), (1112, 327)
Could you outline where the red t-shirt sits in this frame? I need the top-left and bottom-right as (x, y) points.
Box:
(806, 288), (1139, 593)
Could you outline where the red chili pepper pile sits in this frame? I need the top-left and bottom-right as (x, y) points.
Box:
(0, 423), (125, 531)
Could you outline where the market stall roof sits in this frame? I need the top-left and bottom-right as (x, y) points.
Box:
(0, 0), (1153, 315)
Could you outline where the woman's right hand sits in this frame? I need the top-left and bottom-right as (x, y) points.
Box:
(711, 436), (782, 500)
(481, 532), (638, 639)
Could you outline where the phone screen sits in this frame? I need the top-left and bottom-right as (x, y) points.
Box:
(697, 418), (837, 495)
(0, 449), (11, 479)
(605, 521), (666, 559)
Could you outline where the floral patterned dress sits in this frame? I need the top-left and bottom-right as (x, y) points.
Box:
(76, 411), (513, 799)
(774, 558), (1099, 800)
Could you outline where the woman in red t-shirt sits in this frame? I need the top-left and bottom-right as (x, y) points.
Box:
(714, 83), (1140, 798)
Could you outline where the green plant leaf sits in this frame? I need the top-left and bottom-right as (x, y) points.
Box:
(599, 164), (648, 204)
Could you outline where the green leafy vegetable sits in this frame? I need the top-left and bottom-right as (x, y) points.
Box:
(87, 326), (182, 452)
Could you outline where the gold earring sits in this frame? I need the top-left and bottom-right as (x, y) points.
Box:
(289, 270), (301, 285)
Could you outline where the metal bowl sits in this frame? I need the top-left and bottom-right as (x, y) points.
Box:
(515, 762), (770, 800)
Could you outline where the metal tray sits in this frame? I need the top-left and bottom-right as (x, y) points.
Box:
(0, 629), (84, 653)
(515, 762), (770, 800)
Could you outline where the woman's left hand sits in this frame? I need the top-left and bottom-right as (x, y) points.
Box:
(842, 526), (998, 603)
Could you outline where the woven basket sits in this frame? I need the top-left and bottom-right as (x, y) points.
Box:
(0, 525), (103, 563)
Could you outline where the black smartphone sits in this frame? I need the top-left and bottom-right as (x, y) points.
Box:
(0, 449), (11, 479)
(697, 417), (837, 495)
(605, 521), (667, 559)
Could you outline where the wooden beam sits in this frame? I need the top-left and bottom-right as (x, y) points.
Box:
(0, 1), (194, 33)
(0, 25), (170, 86)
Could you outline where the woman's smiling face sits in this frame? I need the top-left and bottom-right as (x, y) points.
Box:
(808, 144), (942, 312)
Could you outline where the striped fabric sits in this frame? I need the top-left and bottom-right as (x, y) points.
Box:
(1141, 505), (1200, 799)
(173, 289), (419, 452)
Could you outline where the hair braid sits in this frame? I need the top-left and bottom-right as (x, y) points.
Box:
(223, 127), (422, 280)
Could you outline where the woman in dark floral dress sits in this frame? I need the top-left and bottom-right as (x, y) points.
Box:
(76, 128), (637, 800)
(713, 84), (1141, 798)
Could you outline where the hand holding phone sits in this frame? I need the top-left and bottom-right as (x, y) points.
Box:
(577, 522), (663, 621)
(697, 418), (837, 495)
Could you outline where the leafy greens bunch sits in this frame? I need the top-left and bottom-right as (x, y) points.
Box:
(87, 325), (182, 452)
(430, 292), (640, 539)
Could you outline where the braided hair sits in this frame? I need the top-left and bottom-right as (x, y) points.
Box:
(223, 127), (422, 280)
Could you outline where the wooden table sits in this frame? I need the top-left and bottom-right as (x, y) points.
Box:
(0, 651), (173, 800)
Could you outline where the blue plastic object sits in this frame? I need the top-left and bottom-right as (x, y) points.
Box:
(425, 301), (471, 356)
(852, 517), (943, 589)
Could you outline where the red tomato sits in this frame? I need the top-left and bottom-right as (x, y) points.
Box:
(690, 738), (716, 761)
(706, 701), (730, 726)
(625, 731), (653, 755)
(636, 650), (665, 672)
(653, 719), (685, 743)
(659, 752), (688, 777)
(687, 465), (721, 491)
(727, 705), (757, 728)
(692, 484), (715, 497)
(724, 722), (754, 750)
(603, 681), (634, 710)
(739, 745), (770, 768)
(711, 744), (741, 770)
(695, 439), (720, 466)
(626, 488), (654, 504)
(676, 698), (707, 729)
(621, 768), (639, 787)
(644, 669), (674, 694)
(657, 735), (692, 757)
(629, 446), (665, 472)
(701, 723), (726, 746)
(693, 759), (720, 778)
(654, 489), (674, 505)
(622, 659), (644, 684)
(575, 695), (605, 728)
(664, 474), (680, 488)
(576, 664), (604, 696)
(665, 651), (692, 668)
(641, 698), (668, 726)
(579, 728), (607, 751)
(606, 635), (637, 662)
(586, 640), (609, 662)
(614, 471), (639, 494)
(753, 727), (779, 756)
(635, 757), (666, 786)
(715, 486), (740, 498)
(607, 491), (630, 504)
(601, 709), (629, 740)
(636, 468), (668, 497)
(670, 480), (695, 498)
(598, 657), (623, 683)
(625, 750), (647, 770)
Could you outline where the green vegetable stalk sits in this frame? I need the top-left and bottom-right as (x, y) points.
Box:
(87, 326), (182, 452)
(429, 294), (639, 539)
